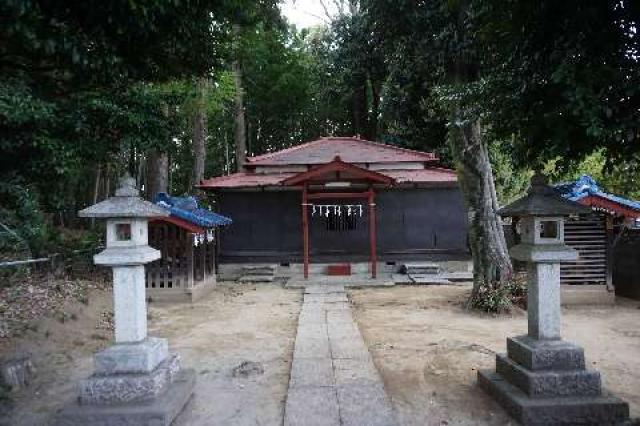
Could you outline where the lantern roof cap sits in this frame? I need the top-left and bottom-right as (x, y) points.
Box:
(78, 174), (169, 219)
(498, 173), (592, 217)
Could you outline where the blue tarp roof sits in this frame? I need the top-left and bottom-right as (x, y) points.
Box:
(554, 175), (640, 213)
(154, 193), (232, 228)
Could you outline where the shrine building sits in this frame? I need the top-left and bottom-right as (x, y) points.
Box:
(198, 136), (470, 279)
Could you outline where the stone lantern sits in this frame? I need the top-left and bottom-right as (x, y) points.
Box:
(478, 174), (629, 425)
(57, 175), (195, 426)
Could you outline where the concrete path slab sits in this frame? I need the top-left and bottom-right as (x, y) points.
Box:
(284, 283), (397, 426)
(284, 386), (340, 426)
(290, 358), (335, 388)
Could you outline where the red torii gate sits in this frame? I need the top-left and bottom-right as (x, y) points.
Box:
(283, 156), (395, 279)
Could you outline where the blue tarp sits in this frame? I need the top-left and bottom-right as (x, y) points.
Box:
(554, 175), (640, 213)
(154, 193), (232, 228)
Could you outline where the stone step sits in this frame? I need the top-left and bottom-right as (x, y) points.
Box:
(442, 271), (473, 282)
(241, 264), (277, 276)
(495, 354), (601, 398)
(408, 274), (452, 285)
(401, 262), (440, 275)
(238, 274), (275, 283)
(478, 370), (629, 425)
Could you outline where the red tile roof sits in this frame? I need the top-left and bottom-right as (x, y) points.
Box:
(199, 137), (456, 190)
(382, 168), (458, 184)
(199, 172), (297, 189)
(199, 168), (456, 189)
(282, 156), (395, 186)
(246, 137), (437, 166)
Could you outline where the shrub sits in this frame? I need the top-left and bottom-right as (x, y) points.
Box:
(0, 180), (50, 258)
(470, 276), (528, 313)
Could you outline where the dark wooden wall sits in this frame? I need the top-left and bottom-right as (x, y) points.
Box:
(216, 187), (470, 263)
(613, 228), (640, 300)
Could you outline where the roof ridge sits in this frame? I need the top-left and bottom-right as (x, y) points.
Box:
(247, 136), (438, 164)
(426, 166), (456, 173)
(346, 137), (438, 160)
(200, 172), (247, 184)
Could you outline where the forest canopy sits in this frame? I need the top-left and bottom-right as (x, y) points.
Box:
(1, 0), (638, 274)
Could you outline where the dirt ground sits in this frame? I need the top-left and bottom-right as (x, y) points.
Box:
(1, 283), (301, 426)
(350, 285), (640, 426)
(3, 281), (638, 426)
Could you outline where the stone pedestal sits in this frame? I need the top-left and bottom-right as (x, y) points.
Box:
(56, 370), (195, 426)
(56, 336), (195, 425)
(478, 335), (629, 425)
(56, 318), (195, 426)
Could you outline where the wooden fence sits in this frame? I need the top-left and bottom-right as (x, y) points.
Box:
(145, 222), (216, 295)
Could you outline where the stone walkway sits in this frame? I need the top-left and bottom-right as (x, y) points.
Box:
(284, 283), (397, 426)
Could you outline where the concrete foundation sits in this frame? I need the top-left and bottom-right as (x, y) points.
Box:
(217, 260), (472, 281)
(561, 284), (616, 306)
(146, 278), (216, 303)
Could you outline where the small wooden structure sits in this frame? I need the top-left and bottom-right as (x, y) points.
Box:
(555, 176), (640, 290)
(145, 194), (231, 302)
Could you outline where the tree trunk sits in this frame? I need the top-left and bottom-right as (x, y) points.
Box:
(232, 26), (247, 172)
(233, 60), (247, 171)
(369, 78), (381, 140)
(192, 77), (208, 187)
(352, 73), (368, 138)
(449, 115), (513, 305)
(146, 151), (169, 200)
(91, 165), (102, 228)
(449, 0), (512, 309)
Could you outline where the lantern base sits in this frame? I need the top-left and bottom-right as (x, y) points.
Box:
(478, 335), (629, 425)
(506, 335), (585, 371)
(94, 337), (169, 375)
(478, 370), (628, 425)
(56, 368), (195, 426)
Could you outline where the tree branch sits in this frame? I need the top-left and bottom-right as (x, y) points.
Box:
(318, 0), (333, 20)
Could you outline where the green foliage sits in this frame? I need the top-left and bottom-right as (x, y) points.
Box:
(0, 181), (50, 257)
(489, 140), (532, 204)
(0, 0), (281, 256)
(241, 24), (318, 154)
(170, 73), (237, 194)
(469, 1), (639, 168)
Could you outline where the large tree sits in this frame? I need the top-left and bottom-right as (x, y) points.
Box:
(365, 0), (639, 307)
(364, 0), (512, 306)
